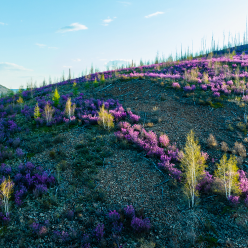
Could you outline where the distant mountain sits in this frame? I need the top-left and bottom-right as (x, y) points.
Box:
(0, 84), (10, 95)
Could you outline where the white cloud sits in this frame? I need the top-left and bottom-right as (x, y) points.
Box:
(0, 22), (7, 25)
(104, 18), (113, 23)
(145, 11), (164, 18)
(63, 66), (72, 68)
(0, 62), (33, 71)
(36, 43), (46, 47)
(72, 58), (81, 62)
(117, 1), (131, 6)
(99, 59), (108, 61)
(105, 59), (132, 68)
(56, 23), (88, 33)
(102, 17), (116, 26)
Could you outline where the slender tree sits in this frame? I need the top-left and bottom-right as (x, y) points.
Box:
(34, 102), (41, 119)
(0, 176), (14, 217)
(17, 96), (24, 110)
(179, 130), (207, 208)
(97, 104), (114, 131)
(43, 102), (54, 125)
(214, 153), (241, 199)
(65, 98), (76, 119)
(52, 87), (60, 107)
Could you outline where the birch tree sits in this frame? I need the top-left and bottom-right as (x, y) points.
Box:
(43, 102), (55, 125)
(214, 153), (240, 199)
(65, 98), (76, 119)
(179, 130), (206, 208)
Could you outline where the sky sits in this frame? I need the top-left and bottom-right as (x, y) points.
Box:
(1, 0), (248, 90)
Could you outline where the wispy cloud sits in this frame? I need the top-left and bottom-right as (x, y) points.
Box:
(102, 17), (116, 26)
(72, 58), (81, 62)
(105, 59), (132, 68)
(145, 11), (164, 18)
(0, 22), (7, 25)
(56, 23), (88, 33)
(63, 66), (72, 68)
(36, 44), (58, 49)
(36, 43), (46, 48)
(0, 62), (33, 71)
(117, 1), (131, 6)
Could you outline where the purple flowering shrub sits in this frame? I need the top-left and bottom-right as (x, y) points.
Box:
(244, 195), (248, 207)
(123, 205), (135, 219)
(172, 82), (181, 89)
(112, 221), (124, 234)
(77, 204), (150, 246)
(115, 122), (183, 180)
(127, 110), (140, 123)
(159, 134), (170, 147)
(107, 210), (120, 222)
(228, 195), (240, 207)
(91, 223), (105, 243)
(196, 171), (214, 194)
(53, 230), (71, 243)
(8, 162), (56, 206)
(82, 233), (91, 246)
(30, 219), (50, 237)
(131, 216), (151, 234)
(158, 158), (182, 180)
(15, 148), (24, 158)
(238, 170), (248, 195)
(0, 212), (11, 226)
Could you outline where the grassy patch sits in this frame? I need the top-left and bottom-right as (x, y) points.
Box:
(197, 234), (218, 248)
(209, 101), (224, 109)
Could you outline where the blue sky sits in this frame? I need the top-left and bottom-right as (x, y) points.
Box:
(1, 0), (248, 89)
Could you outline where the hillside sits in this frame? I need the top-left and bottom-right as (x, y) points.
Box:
(1, 49), (248, 247)
(0, 84), (10, 95)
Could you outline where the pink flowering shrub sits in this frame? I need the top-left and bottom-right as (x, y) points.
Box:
(238, 170), (248, 195)
(172, 82), (181, 89)
(228, 195), (240, 207)
(159, 134), (170, 147)
(196, 171), (214, 194)
(244, 195), (248, 207)
(131, 216), (151, 234)
(127, 111), (140, 123)
(157, 159), (182, 180)
(117, 121), (131, 130)
(109, 106), (127, 121)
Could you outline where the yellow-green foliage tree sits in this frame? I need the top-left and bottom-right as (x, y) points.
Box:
(214, 153), (241, 199)
(44, 102), (55, 125)
(34, 102), (41, 119)
(17, 96), (24, 110)
(0, 176), (14, 217)
(202, 72), (209, 84)
(65, 98), (76, 119)
(97, 104), (114, 131)
(52, 88), (60, 106)
(72, 81), (78, 96)
(179, 129), (206, 208)
(100, 74), (105, 84)
(18, 85), (24, 95)
(93, 77), (98, 88)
